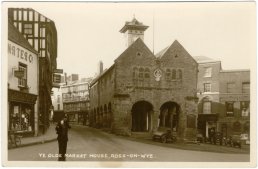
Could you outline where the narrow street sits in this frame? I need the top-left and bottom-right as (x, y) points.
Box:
(8, 125), (250, 162)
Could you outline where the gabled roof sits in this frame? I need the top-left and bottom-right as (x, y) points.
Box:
(193, 56), (220, 64)
(120, 17), (149, 33)
(155, 45), (170, 59)
(115, 38), (155, 62)
(8, 20), (38, 54)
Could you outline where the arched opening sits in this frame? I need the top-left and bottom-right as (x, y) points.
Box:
(100, 106), (103, 128)
(108, 103), (112, 128)
(131, 101), (153, 132)
(104, 104), (107, 127)
(159, 102), (180, 131)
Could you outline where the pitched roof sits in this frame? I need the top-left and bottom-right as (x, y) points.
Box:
(155, 46), (170, 59)
(193, 56), (220, 64)
(120, 17), (149, 33)
(8, 21), (37, 54)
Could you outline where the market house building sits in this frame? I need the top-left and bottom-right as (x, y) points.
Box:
(89, 18), (199, 140)
(8, 8), (58, 134)
(8, 21), (39, 136)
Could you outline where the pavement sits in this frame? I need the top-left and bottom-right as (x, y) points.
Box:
(10, 124), (250, 155)
(9, 123), (57, 149)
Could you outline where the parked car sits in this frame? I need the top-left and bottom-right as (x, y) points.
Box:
(152, 129), (177, 143)
(231, 135), (242, 148)
(196, 133), (204, 143)
(224, 135), (242, 148)
(240, 133), (249, 145)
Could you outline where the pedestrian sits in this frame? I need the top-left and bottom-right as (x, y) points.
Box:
(56, 114), (71, 161)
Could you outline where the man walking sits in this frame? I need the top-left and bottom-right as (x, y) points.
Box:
(56, 114), (71, 161)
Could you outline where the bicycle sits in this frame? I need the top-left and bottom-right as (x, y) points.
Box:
(8, 131), (22, 148)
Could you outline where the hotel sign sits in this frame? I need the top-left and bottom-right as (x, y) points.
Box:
(8, 42), (35, 64)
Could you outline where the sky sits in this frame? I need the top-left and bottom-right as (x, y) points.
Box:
(3, 2), (256, 78)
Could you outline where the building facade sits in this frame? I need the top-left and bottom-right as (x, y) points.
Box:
(89, 18), (199, 140)
(8, 8), (58, 134)
(8, 21), (39, 136)
(218, 70), (250, 137)
(195, 56), (250, 138)
(62, 78), (92, 125)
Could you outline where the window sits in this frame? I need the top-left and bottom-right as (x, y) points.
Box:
(172, 69), (176, 80)
(203, 102), (211, 114)
(241, 101), (249, 117)
(178, 69), (182, 79)
(57, 95), (60, 103)
(18, 63), (27, 87)
(204, 83), (211, 92)
(165, 69), (171, 81)
(139, 67), (144, 78)
(57, 104), (60, 110)
(204, 67), (212, 77)
(144, 68), (150, 78)
(226, 102), (234, 116)
(227, 83), (235, 93)
(24, 23), (33, 35)
(242, 82), (250, 93)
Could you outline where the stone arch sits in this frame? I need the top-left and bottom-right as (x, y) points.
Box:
(100, 106), (103, 128)
(104, 104), (107, 127)
(131, 100), (153, 132)
(108, 102), (112, 128)
(159, 101), (180, 131)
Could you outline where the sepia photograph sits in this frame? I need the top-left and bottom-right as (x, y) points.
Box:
(1, 1), (256, 168)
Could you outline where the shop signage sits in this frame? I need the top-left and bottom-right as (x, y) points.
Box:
(53, 74), (61, 83)
(220, 94), (250, 102)
(54, 69), (63, 74)
(8, 42), (34, 64)
(14, 70), (24, 78)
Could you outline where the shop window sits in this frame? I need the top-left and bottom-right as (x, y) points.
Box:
(187, 114), (196, 128)
(10, 104), (33, 132)
(241, 101), (249, 117)
(203, 101), (211, 114)
(227, 82), (235, 93)
(226, 102), (234, 116)
(204, 83), (211, 92)
(242, 82), (250, 93)
(18, 63), (27, 87)
(204, 67), (212, 77)
(233, 121), (241, 132)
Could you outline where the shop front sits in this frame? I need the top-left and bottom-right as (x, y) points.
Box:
(8, 89), (37, 136)
(197, 114), (218, 138)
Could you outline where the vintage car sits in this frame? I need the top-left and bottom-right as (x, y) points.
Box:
(152, 129), (177, 143)
(224, 135), (242, 148)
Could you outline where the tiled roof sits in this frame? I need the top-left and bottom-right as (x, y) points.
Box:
(193, 56), (220, 64)
(8, 21), (37, 54)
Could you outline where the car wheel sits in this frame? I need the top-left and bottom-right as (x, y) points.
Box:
(161, 136), (167, 143)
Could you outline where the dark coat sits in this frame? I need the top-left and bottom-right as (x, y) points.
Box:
(56, 120), (71, 141)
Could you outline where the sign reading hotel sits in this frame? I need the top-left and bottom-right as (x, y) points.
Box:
(8, 41), (35, 64)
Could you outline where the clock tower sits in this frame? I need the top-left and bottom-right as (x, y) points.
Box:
(120, 17), (149, 48)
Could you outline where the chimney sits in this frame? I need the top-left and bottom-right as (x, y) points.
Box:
(98, 61), (103, 75)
